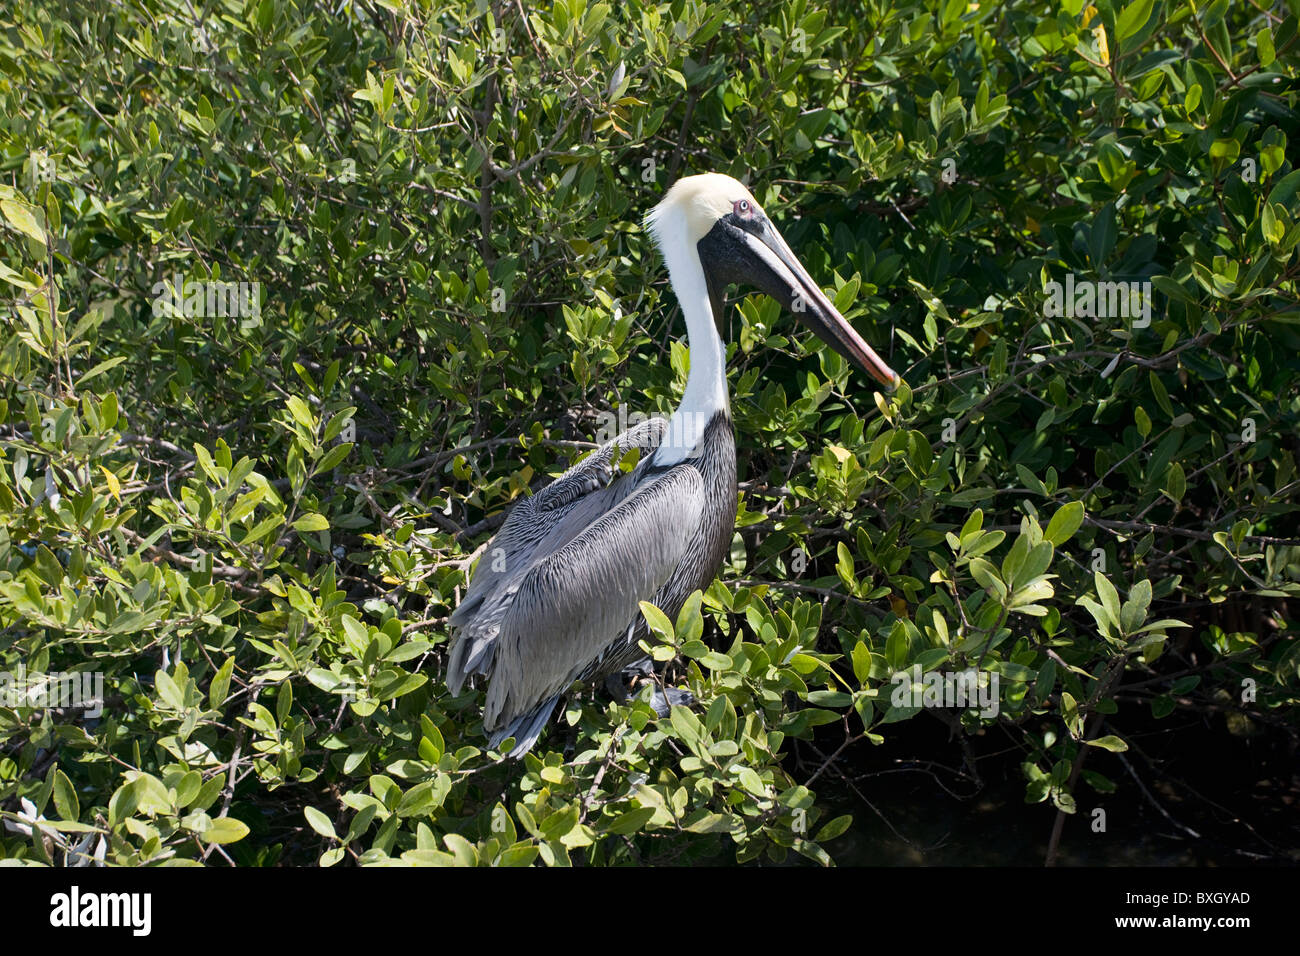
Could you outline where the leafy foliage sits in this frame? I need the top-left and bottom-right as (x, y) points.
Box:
(1, 0), (1297, 865)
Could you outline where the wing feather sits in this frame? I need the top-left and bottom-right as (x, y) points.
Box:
(446, 417), (669, 694)
(482, 465), (704, 737)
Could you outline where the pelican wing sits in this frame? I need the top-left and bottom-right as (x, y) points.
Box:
(446, 418), (670, 694)
(482, 464), (704, 746)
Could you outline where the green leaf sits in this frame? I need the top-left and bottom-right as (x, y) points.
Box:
(294, 513), (330, 532)
(807, 690), (852, 707)
(373, 671), (428, 699)
(684, 812), (733, 834)
(1115, 0), (1153, 41)
(674, 590), (704, 643)
(851, 641), (872, 683)
(669, 704), (702, 746)
(885, 623), (910, 670)
(286, 396), (316, 429)
(605, 807), (656, 835)
(78, 356), (128, 385)
(53, 769), (79, 822)
(1044, 500), (1084, 546)
(155, 669), (185, 709)
(1163, 462), (1186, 504)
(1, 199), (47, 245)
(204, 817), (251, 844)
(304, 806), (337, 839)
(1121, 578), (1152, 633)
(1089, 203), (1117, 264)
(969, 557), (1007, 602)
(1095, 572), (1122, 633)
(108, 780), (139, 826)
(133, 773), (174, 816)
(638, 601), (674, 642)
(1256, 28), (1275, 67)
(315, 442), (354, 472)
(1078, 770), (1115, 796)
(815, 814), (853, 842)
(1134, 405), (1151, 438)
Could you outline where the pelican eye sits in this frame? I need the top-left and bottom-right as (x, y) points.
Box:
(733, 199), (753, 219)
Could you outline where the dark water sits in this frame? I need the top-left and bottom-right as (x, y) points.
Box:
(809, 707), (1299, 866)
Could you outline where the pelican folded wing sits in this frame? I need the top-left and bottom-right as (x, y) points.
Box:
(483, 465), (705, 750)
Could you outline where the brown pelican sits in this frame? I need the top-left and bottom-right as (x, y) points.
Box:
(446, 173), (899, 755)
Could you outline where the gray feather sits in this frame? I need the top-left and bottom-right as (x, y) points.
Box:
(447, 413), (736, 754)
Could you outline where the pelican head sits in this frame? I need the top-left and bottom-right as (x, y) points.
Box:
(646, 173), (899, 389)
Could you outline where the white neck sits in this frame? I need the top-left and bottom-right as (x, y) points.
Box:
(655, 227), (729, 466)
